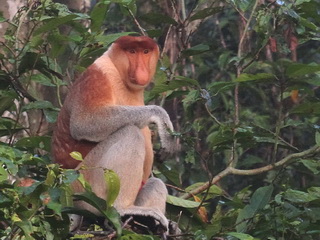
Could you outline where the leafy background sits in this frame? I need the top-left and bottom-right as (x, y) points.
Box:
(1, 0), (320, 239)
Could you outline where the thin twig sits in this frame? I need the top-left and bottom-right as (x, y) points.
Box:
(126, 7), (146, 36)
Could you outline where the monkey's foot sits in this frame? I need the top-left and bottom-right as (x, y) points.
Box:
(122, 214), (167, 236)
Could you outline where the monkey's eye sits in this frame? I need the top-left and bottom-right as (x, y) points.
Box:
(143, 49), (149, 54)
(129, 49), (136, 54)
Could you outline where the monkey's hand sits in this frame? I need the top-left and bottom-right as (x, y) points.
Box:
(148, 106), (180, 159)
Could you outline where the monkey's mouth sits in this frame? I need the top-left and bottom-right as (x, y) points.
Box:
(129, 77), (149, 87)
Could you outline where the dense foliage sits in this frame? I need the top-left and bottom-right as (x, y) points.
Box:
(1, 0), (320, 239)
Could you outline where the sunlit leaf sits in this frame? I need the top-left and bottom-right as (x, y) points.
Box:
(70, 151), (83, 161)
(104, 169), (120, 207)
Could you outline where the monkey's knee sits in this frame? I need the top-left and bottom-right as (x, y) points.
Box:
(135, 177), (167, 213)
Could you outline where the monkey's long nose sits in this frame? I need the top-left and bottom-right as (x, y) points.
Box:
(135, 64), (150, 86)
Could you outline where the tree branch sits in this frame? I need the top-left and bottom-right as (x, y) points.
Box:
(180, 145), (320, 199)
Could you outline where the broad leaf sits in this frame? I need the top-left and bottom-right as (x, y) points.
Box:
(182, 44), (210, 56)
(167, 195), (200, 208)
(90, 2), (110, 32)
(15, 136), (51, 152)
(235, 73), (274, 82)
(70, 151), (83, 161)
(291, 102), (320, 116)
(73, 191), (107, 213)
(284, 189), (317, 203)
(140, 13), (177, 25)
(227, 232), (257, 240)
(104, 169), (120, 207)
(190, 7), (223, 21)
(286, 63), (320, 77)
(236, 185), (273, 232)
(34, 15), (79, 35)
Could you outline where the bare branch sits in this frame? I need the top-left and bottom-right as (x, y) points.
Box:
(181, 145), (320, 199)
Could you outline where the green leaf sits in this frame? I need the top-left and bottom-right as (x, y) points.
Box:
(31, 74), (55, 86)
(283, 189), (317, 203)
(286, 63), (320, 77)
(76, 173), (92, 192)
(167, 195), (200, 208)
(90, 2), (110, 32)
(231, 0), (255, 11)
(43, 109), (59, 123)
(157, 164), (181, 186)
(250, 185), (273, 211)
(18, 52), (46, 74)
(182, 44), (210, 56)
(73, 191), (107, 213)
(15, 136), (51, 152)
(111, 0), (134, 5)
(15, 220), (34, 240)
(185, 182), (223, 196)
(94, 32), (137, 47)
(190, 7), (223, 21)
(34, 15), (79, 35)
(104, 169), (120, 207)
(236, 185), (273, 232)
(227, 232), (257, 240)
(22, 100), (58, 111)
(209, 81), (236, 95)
(0, 165), (8, 182)
(299, 16), (318, 31)
(316, 132), (320, 145)
(120, 232), (156, 240)
(207, 126), (233, 147)
(291, 102), (320, 116)
(0, 117), (24, 137)
(152, 77), (199, 94)
(140, 13), (177, 25)
(70, 151), (83, 161)
(105, 207), (122, 236)
(235, 73), (274, 82)
(308, 187), (320, 198)
(0, 90), (16, 115)
(300, 159), (320, 174)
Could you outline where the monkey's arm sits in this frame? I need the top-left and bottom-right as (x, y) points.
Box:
(69, 105), (176, 153)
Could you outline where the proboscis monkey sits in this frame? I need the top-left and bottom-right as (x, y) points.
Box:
(51, 36), (177, 232)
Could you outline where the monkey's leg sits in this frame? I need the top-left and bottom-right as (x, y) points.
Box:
(91, 125), (145, 207)
(72, 125), (145, 215)
(135, 177), (167, 213)
(141, 127), (154, 183)
(118, 177), (169, 233)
